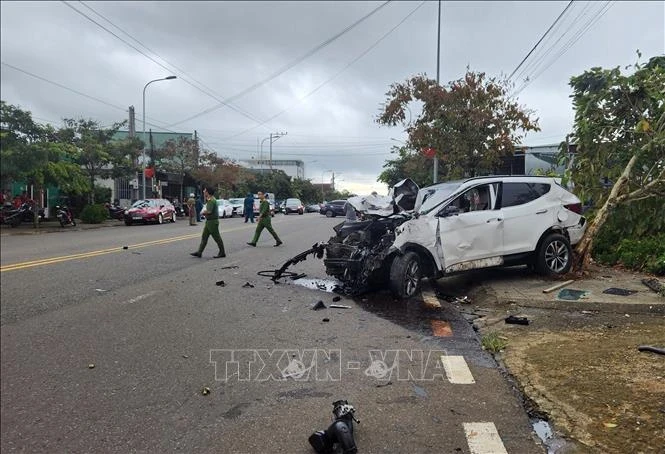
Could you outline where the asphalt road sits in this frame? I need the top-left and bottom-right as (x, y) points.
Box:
(1, 214), (544, 453)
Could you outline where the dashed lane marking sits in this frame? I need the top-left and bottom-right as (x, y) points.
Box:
(440, 355), (475, 384)
(463, 422), (508, 454)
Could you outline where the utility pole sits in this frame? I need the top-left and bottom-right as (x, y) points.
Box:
(269, 131), (287, 171)
(331, 172), (335, 192)
(128, 106), (136, 138)
(433, 0), (441, 184)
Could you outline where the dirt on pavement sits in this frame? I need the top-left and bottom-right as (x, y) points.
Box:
(437, 265), (665, 454)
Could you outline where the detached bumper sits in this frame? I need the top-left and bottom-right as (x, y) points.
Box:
(567, 217), (587, 245)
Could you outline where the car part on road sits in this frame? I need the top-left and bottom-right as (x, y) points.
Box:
(308, 400), (359, 454)
(602, 287), (638, 296)
(637, 345), (665, 355)
(641, 278), (665, 294)
(215, 280), (225, 287)
(311, 300), (326, 310)
(332, 296), (341, 302)
(329, 304), (351, 309)
(557, 288), (590, 301)
(505, 315), (530, 325)
(242, 282), (254, 288)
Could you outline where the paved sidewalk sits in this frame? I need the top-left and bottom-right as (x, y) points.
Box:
(0, 218), (126, 235)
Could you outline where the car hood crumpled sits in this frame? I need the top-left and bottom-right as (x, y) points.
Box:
(347, 178), (420, 216)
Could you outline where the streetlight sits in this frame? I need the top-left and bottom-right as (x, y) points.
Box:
(142, 75), (177, 199)
(259, 132), (287, 174)
(321, 169), (332, 202)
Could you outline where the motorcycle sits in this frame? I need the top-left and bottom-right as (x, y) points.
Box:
(106, 202), (125, 221)
(2, 202), (44, 227)
(55, 205), (76, 227)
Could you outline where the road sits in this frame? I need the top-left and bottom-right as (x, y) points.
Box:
(1, 214), (543, 453)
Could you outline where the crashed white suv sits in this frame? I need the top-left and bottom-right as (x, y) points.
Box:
(322, 176), (587, 298)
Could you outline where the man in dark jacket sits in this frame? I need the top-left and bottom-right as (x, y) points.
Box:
(243, 192), (255, 223)
(195, 194), (203, 222)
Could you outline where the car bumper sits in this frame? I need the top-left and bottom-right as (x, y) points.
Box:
(567, 217), (587, 245)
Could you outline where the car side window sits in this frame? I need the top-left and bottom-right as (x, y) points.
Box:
(501, 183), (551, 207)
(448, 185), (491, 213)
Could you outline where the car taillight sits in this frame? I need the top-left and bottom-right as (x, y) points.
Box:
(564, 203), (582, 214)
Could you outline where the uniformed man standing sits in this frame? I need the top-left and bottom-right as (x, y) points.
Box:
(246, 191), (282, 247)
(187, 193), (197, 226)
(190, 186), (226, 258)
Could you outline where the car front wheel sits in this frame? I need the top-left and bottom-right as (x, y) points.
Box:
(536, 233), (572, 275)
(389, 251), (422, 298)
(158, 213), (163, 224)
(325, 210), (334, 217)
(171, 212), (176, 223)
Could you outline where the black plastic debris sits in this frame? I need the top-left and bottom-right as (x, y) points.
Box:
(122, 246), (128, 250)
(242, 282), (255, 288)
(332, 296), (341, 302)
(638, 345), (665, 356)
(322, 318), (330, 322)
(219, 265), (239, 270)
(292, 273), (307, 280)
(376, 381), (392, 388)
(603, 287), (637, 296)
(312, 301), (327, 310)
(505, 315), (530, 325)
(642, 278), (665, 294)
(216, 280), (226, 287)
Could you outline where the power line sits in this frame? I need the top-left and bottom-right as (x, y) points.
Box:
(508, 1), (574, 81)
(165, 1), (393, 128)
(218, 0), (428, 141)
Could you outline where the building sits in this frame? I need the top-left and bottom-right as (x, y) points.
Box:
(239, 159), (305, 179)
(496, 143), (575, 176)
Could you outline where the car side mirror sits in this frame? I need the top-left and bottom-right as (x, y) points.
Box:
(440, 205), (460, 217)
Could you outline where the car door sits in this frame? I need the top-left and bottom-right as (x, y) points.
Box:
(498, 182), (555, 255)
(437, 184), (504, 272)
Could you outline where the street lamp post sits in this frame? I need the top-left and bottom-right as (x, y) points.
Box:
(321, 169), (332, 202)
(142, 75), (176, 199)
(259, 132), (287, 174)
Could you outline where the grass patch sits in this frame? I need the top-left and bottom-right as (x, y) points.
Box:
(481, 332), (508, 353)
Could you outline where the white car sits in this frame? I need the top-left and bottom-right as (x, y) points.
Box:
(228, 198), (245, 217)
(323, 176), (587, 298)
(201, 199), (234, 220)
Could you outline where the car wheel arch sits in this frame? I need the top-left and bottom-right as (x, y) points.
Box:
(393, 242), (439, 278)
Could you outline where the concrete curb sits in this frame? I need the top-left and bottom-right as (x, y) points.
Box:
(492, 295), (665, 315)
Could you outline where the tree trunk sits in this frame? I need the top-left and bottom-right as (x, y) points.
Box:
(573, 152), (640, 272)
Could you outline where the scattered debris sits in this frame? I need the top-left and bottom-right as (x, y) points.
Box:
(95, 288), (108, 293)
(376, 381), (393, 388)
(641, 278), (665, 294)
(603, 422), (618, 428)
(637, 345), (665, 356)
(182, 355), (189, 359)
(431, 320), (453, 337)
(332, 296), (341, 302)
(242, 282), (255, 288)
(311, 300), (327, 310)
(557, 289), (590, 301)
(219, 265), (239, 270)
(543, 280), (575, 294)
(201, 387), (211, 396)
(131, 251), (142, 255)
(88, 364), (95, 369)
(603, 287), (637, 296)
(322, 318), (330, 322)
(330, 304), (351, 309)
(454, 296), (470, 304)
(291, 273), (307, 280)
(215, 280), (226, 287)
(581, 310), (596, 315)
(122, 246), (128, 250)
(505, 315), (530, 325)
(308, 400), (359, 454)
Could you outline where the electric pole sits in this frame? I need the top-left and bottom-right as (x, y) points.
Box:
(433, 0), (441, 184)
(269, 131), (287, 171)
(128, 106), (135, 138)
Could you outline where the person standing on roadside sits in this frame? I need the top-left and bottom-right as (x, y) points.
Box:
(187, 193), (196, 225)
(246, 191), (282, 247)
(243, 192), (255, 223)
(190, 186), (226, 258)
(195, 193), (203, 222)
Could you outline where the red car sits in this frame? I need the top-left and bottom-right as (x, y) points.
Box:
(124, 198), (176, 226)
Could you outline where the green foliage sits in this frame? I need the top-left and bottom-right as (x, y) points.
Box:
(376, 69), (540, 182)
(481, 332), (508, 354)
(79, 204), (108, 224)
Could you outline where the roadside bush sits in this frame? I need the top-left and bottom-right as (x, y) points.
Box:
(79, 204), (108, 224)
(595, 234), (665, 276)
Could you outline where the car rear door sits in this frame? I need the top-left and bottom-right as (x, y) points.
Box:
(498, 181), (556, 255)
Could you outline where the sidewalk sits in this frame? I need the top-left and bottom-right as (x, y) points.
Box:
(0, 218), (125, 235)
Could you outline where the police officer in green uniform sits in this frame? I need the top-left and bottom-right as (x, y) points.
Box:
(246, 191), (282, 247)
(190, 186), (226, 258)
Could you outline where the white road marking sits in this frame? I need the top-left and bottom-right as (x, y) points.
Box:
(440, 355), (476, 384)
(464, 422), (508, 454)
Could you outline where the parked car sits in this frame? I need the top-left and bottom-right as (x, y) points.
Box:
(253, 198), (275, 216)
(322, 176), (587, 298)
(320, 200), (347, 217)
(305, 204), (320, 213)
(283, 198), (304, 215)
(124, 199), (176, 225)
(228, 198), (245, 217)
(201, 199), (234, 220)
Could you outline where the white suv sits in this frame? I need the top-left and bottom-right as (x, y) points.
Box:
(322, 176), (587, 298)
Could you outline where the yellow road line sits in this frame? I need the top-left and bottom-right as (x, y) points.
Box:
(1, 224), (250, 272)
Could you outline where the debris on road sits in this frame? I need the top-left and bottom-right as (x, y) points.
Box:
(543, 279), (576, 294)
(332, 296), (341, 302)
(308, 400), (359, 454)
(242, 282), (255, 288)
(376, 381), (393, 388)
(201, 387), (211, 396)
(182, 355), (189, 359)
(431, 320), (453, 337)
(215, 280), (226, 287)
(95, 288), (108, 293)
(329, 304), (351, 309)
(637, 345), (665, 355)
(641, 278), (665, 294)
(122, 246), (128, 250)
(311, 300), (326, 310)
(322, 318), (330, 322)
(557, 288), (590, 301)
(603, 287), (637, 296)
(219, 265), (239, 270)
(505, 315), (530, 325)
(88, 364), (95, 369)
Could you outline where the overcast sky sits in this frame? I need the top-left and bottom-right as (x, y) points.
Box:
(1, 1), (663, 195)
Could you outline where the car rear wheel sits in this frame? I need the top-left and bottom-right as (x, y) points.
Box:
(389, 251), (422, 298)
(325, 210), (333, 217)
(536, 233), (572, 275)
(171, 212), (176, 223)
(298, 209), (303, 215)
(158, 213), (163, 224)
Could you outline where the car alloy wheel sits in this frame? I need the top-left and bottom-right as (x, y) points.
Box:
(158, 213), (163, 224)
(536, 233), (572, 275)
(390, 251), (422, 298)
(326, 210), (333, 217)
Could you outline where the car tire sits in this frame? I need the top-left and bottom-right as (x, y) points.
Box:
(298, 210), (303, 215)
(326, 210), (333, 217)
(171, 212), (176, 223)
(158, 213), (163, 224)
(125, 220), (132, 226)
(536, 233), (572, 276)
(389, 251), (422, 298)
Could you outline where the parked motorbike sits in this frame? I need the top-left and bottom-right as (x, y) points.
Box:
(55, 205), (76, 227)
(2, 202), (44, 227)
(106, 202), (125, 221)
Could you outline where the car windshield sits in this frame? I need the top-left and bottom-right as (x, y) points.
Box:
(418, 182), (464, 214)
(131, 200), (153, 208)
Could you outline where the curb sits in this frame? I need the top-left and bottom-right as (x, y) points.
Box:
(0, 221), (125, 236)
(492, 295), (665, 315)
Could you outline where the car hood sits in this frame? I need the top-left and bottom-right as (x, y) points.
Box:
(347, 178), (420, 216)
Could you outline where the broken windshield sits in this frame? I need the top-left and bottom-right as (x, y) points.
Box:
(417, 182), (463, 215)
